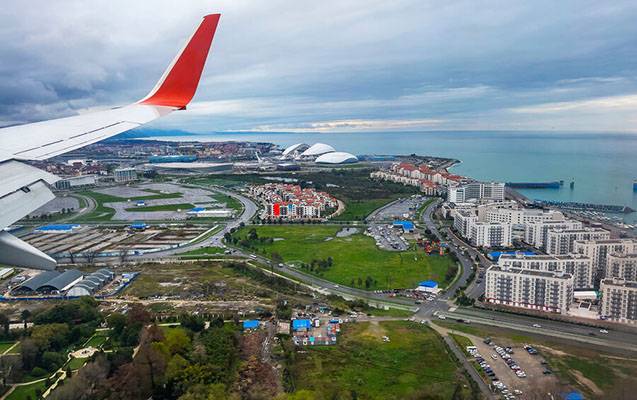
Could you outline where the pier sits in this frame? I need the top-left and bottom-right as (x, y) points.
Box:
(533, 200), (635, 214)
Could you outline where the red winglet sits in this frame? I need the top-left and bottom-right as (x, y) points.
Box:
(140, 14), (220, 109)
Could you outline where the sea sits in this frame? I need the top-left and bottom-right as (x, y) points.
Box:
(142, 131), (637, 224)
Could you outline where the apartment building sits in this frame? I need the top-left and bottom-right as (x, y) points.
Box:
(452, 209), (478, 238)
(574, 239), (637, 284)
(600, 279), (637, 324)
(485, 266), (574, 313)
(498, 253), (594, 289)
(447, 182), (505, 204)
(470, 222), (512, 248)
(545, 228), (610, 255)
(523, 219), (583, 250)
(484, 208), (564, 225)
(606, 253), (637, 282)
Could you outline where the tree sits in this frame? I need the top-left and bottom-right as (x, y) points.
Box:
(271, 252), (283, 264)
(0, 313), (9, 337)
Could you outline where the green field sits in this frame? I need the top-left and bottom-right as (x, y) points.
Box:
(124, 203), (195, 212)
(233, 225), (455, 290)
(84, 334), (108, 348)
(6, 380), (47, 400)
(449, 333), (474, 356)
(332, 197), (400, 221)
(0, 341), (16, 354)
(66, 357), (88, 370)
(179, 246), (225, 258)
(289, 321), (472, 399)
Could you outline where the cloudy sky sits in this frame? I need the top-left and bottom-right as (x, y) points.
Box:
(2, 1), (637, 133)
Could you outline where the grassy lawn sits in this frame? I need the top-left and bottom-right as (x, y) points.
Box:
(124, 203), (195, 212)
(211, 193), (243, 213)
(332, 197), (400, 221)
(179, 246), (225, 259)
(449, 333), (474, 356)
(84, 334), (108, 348)
(233, 225), (455, 290)
(67, 357), (88, 370)
(6, 380), (47, 400)
(290, 321), (472, 400)
(0, 341), (16, 354)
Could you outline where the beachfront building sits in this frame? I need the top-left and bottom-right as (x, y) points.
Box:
(605, 253), (637, 282)
(370, 162), (460, 195)
(523, 219), (583, 250)
(545, 228), (611, 255)
(600, 279), (637, 324)
(447, 182), (505, 204)
(485, 266), (574, 314)
(498, 253), (594, 289)
(250, 183), (337, 220)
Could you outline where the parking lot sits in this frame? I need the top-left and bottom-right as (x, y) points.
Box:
(366, 224), (409, 251)
(367, 195), (428, 222)
(468, 337), (560, 399)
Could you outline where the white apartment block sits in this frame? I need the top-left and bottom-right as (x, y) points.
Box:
(484, 208), (564, 225)
(600, 279), (637, 324)
(447, 182), (505, 204)
(605, 253), (637, 282)
(573, 239), (637, 284)
(485, 266), (574, 313)
(523, 220), (583, 250)
(498, 253), (594, 289)
(470, 222), (512, 248)
(452, 209), (478, 238)
(545, 228), (610, 255)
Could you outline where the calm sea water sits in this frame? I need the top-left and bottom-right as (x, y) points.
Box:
(144, 131), (637, 223)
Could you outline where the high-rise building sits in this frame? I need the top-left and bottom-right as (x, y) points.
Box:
(447, 182), (505, 203)
(574, 239), (637, 286)
(600, 279), (637, 324)
(469, 222), (512, 248)
(545, 228), (610, 255)
(605, 253), (637, 282)
(523, 219), (583, 250)
(498, 253), (594, 289)
(485, 266), (574, 313)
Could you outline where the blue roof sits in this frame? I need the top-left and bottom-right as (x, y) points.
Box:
(292, 319), (312, 330)
(564, 392), (584, 400)
(191, 207), (206, 212)
(130, 222), (147, 229)
(418, 280), (438, 288)
(488, 251), (536, 260)
(36, 224), (79, 231)
(242, 320), (259, 329)
(393, 220), (415, 230)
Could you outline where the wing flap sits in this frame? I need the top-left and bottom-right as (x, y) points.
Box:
(0, 231), (56, 270)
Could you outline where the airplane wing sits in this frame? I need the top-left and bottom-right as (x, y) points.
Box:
(0, 14), (220, 269)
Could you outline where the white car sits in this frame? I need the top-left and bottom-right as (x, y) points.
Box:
(599, 329), (609, 334)
(532, 323), (542, 328)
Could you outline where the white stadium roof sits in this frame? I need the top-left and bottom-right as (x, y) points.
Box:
(282, 143), (309, 156)
(301, 143), (336, 157)
(315, 152), (359, 164)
